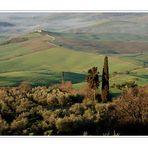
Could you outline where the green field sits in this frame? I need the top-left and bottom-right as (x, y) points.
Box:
(0, 32), (147, 92)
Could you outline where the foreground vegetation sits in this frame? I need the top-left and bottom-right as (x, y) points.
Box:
(0, 81), (147, 135)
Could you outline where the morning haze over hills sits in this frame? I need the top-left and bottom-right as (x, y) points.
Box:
(1, 13), (148, 53)
(0, 13), (147, 87)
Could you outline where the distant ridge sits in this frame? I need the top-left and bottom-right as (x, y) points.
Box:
(0, 21), (15, 27)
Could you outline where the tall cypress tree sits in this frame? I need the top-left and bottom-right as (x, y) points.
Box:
(101, 56), (110, 102)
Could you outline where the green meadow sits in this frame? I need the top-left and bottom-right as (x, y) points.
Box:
(0, 32), (147, 95)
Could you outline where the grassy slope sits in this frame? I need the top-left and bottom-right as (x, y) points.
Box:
(0, 46), (146, 87)
(0, 32), (147, 88)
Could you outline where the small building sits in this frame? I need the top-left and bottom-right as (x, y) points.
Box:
(36, 25), (42, 33)
(37, 29), (42, 33)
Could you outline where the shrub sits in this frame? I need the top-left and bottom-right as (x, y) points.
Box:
(56, 114), (84, 135)
(101, 86), (148, 135)
(69, 103), (86, 115)
(114, 87), (148, 124)
(83, 109), (95, 120)
(56, 117), (73, 134)
(115, 81), (138, 90)
(82, 98), (93, 108)
(59, 81), (73, 93)
(69, 94), (84, 104)
(80, 85), (94, 100)
(16, 98), (33, 114)
(10, 117), (28, 134)
(19, 81), (31, 93)
(0, 115), (9, 135)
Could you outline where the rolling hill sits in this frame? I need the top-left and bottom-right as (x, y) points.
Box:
(0, 31), (147, 88)
(47, 31), (148, 54)
(0, 13), (148, 136)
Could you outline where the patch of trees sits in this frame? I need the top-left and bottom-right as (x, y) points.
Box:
(112, 80), (138, 90)
(0, 83), (147, 135)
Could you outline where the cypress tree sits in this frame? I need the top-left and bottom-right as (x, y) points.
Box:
(101, 56), (110, 102)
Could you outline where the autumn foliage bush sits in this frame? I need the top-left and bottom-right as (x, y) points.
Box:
(99, 86), (148, 135)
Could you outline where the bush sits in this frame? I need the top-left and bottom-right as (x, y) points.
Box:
(56, 117), (73, 134)
(115, 81), (138, 90)
(100, 86), (148, 135)
(83, 109), (95, 120)
(114, 87), (148, 124)
(0, 115), (9, 135)
(59, 81), (74, 93)
(19, 81), (31, 93)
(56, 114), (84, 135)
(69, 103), (86, 115)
